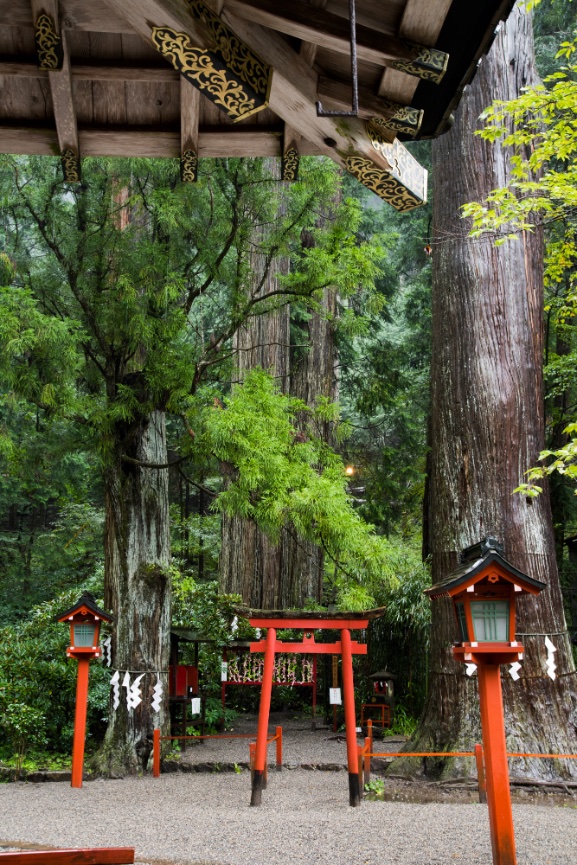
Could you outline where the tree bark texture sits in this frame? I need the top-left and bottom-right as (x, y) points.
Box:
(96, 410), (171, 775)
(407, 3), (577, 781)
(220, 162), (338, 609)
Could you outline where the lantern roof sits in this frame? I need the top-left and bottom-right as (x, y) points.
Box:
(0, 0), (515, 211)
(56, 591), (114, 623)
(369, 669), (397, 681)
(425, 546), (547, 600)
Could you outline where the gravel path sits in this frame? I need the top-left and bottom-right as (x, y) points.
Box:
(0, 771), (575, 865)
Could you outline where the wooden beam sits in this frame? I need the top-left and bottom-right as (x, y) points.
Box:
(379, 0), (452, 105)
(180, 77), (200, 181)
(317, 77), (423, 137)
(0, 126), (299, 158)
(32, 1), (80, 181)
(99, 0), (427, 209)
(224, 0), (448, 79)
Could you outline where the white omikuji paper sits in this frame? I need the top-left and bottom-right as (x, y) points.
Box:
(110, 670), (121, 710)
(190, 697), (201, 715)
(544, 636), (557, 680)
(329, 687), (342, 705)
(127, 673), (145, 710)
(151, 678), (163, 713)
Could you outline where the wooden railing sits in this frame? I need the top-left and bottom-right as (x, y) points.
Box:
(0, 849), (134, 865)
(153, 726), (282, 778)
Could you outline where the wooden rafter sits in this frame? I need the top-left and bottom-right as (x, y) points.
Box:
(31, 0), (80, 181)
(100, 0), (427, 210)
(224, 0), (448, 77)
(180, 78), (200, 182)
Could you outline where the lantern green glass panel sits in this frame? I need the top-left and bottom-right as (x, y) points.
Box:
(470, 600), (509, 642)
(73, 622), (97, 647)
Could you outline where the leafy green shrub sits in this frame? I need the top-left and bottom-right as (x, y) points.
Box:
(0, 588), (111, 765)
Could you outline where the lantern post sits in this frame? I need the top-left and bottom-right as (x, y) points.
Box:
(57, 592), (113, 788)
(425, 538), (546, 865)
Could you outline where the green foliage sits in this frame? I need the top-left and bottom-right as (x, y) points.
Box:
(0, 589), (110, 766)
(204, 367), (405, 594)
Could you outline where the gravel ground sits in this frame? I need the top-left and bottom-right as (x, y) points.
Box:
(0, 715), (575, 865)
(0, 770), (576, 865)
(176, 711), (402, 769)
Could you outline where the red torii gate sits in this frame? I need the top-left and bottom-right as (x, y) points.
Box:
(244, 607), (385, 807)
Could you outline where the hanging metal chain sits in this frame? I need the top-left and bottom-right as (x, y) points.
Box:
(316, 0), (358, 117)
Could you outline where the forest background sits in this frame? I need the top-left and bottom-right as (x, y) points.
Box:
(0, 0), (576, 776)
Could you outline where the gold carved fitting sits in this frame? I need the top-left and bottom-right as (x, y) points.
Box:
(35, 13), (64, 71)
(282, 148), (299, 183)
(391, 42), (449, 84)
(151, 2), (271, 122)
(181, 149), (198, 183)
(370, 102), (423, 138)
(61, 149), (80, 183)
(367, 127), (427, 204)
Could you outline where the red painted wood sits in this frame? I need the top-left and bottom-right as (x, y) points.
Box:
(249, 617), (369, 629)
(276, 726), (283, 770)
(71, 658), (90, 788)
(475, 743), (487, 803)
(340, 627), (361, 806)
(249, 640), (367, 654)
(477, 664), (517, 865)
(0, 850), (134, 865)
(153, 728), (160, 778)
(253, 627), (276, 777)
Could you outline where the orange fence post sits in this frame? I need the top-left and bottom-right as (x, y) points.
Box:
(475, 743), (487, 804)
(71, 658), (90, 788)
(364, 736), (371, 784)
(153, 728), (160, 778)
(276, 726), (283, 771)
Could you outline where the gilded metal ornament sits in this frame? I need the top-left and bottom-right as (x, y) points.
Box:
(180, 148), (198, 183)
(282, 147), (299, 182)
(35, 13), (64, 71)
(368, 127), (427, 204)
(391, 42), (449, 84)
(370, 102), (423, 138)
(345, 128), (427, 212)
(151, 2), (271, 121)
(61, 149), (80, 183)
(345, 156), (423, 212)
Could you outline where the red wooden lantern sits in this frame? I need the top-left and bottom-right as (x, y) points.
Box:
(425, 537), (546, 865)
(425, 536), (545, 666)
(58, 592), (113, 660)
(57, 592), (113, 788)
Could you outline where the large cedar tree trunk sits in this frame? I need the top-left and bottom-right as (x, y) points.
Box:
(95, 409), (171, 775)
(220, 164), (338, 608)
(405, 3), (577, 781)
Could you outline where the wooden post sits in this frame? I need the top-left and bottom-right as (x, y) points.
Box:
(332, 655), (338, 732)
(71, 657), (90, 788)
(276, 726), (283, 771)
(475, 743), (487, 804)
(340, 628), (361, 806)
(251, 626), (276, 806)
(311, 655), (317, 730)
(153, 728), (160, 778)
(477, 664), (517, 865)
(364, 736), (371, 784)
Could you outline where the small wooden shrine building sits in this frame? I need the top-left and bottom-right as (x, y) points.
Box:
(1, 0), (515, 210)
